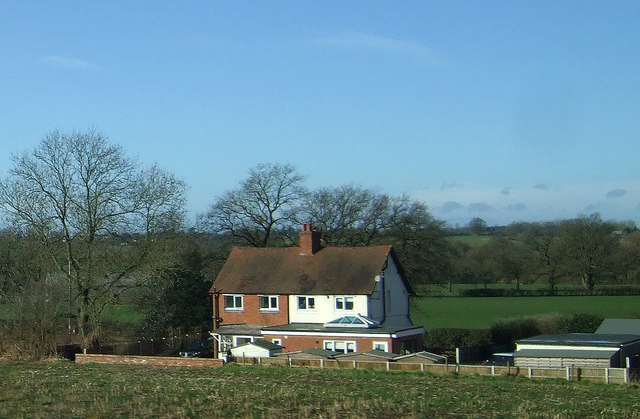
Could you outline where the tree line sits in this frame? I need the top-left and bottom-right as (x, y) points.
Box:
(449, 214), (640, 296)
(0, 129), (638, 358)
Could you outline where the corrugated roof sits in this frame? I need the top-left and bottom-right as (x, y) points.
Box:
(517, 333), (640, 347)
(335, 350), (398, 360)
(515, 349), (619, 360)
(394, 351), (447, 362)
(595, 319), (640, 335)
(212, 245), (394, 295)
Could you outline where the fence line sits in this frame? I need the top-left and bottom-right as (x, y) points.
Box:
(234, 356), (634, 385)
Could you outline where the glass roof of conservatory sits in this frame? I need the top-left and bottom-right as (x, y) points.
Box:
(324, 315), (380, 328)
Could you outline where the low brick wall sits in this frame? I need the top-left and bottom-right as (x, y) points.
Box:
(76, 354), (224, 368)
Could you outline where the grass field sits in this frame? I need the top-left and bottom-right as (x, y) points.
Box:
(411, 296), (640, 329)
(1, 360), (639, 417)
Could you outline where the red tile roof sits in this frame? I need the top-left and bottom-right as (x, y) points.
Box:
(212, 245), (395, 295)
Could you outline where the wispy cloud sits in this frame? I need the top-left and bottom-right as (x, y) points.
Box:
(410, 182), (640, 226)
(508, 203), (527, 211)
(606, 189), (627, 198)
(441, 181), (463, 190)
(313, 31), (446, 66)
(42, 55), (100, 71)
(468, 202), (492, 212)
(533, 184), (549, 190)
(442, 201), (463, 212)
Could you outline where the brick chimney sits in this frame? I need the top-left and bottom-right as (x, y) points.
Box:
(299, 223), (321, 256)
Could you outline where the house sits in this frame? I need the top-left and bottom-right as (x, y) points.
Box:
(210, 224), (425, 358)
(229, 340), (283, 359)
(514, 333), (640, 368)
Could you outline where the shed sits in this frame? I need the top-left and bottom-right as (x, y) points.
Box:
(230, 340), (283, 358)
(274, 348), (340, 360)
(394, 351), (447, 364)
(515, 333), (640, 368)
(333, 350), (398, 362)
(595, 319), (640, 335)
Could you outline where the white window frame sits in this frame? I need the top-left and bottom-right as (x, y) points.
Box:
(335, 296), (354, 311)
(259, 295), (279, 311)
(297, 296), (316, 310)
(323, 340), (356, 354)
(372, 341), (389, 352)
(271, 338), (282, 346)
(234, 336), (254, 346)
(224, 294), (244, 311)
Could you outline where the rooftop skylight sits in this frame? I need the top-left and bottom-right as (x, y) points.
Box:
(324, 314), (380, 328)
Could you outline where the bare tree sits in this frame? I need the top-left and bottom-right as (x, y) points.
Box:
(202, 163), (306, 247)
(559, 213), (618, 293)
(0, 129), (186, 346)
(303, 185), (390, 246)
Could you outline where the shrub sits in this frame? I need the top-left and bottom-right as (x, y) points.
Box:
(557, 313), (604, 333)
(490, 313), (604, 347)
(423, 328), (491, 349)
(0, 279), (67, 360)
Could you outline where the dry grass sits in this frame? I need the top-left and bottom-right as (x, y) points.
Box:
(1, 360), (640, 418)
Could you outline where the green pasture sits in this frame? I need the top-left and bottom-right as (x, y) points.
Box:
(411, 295), (640, 329)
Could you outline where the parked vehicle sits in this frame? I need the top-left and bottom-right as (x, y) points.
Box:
(179, 337), (214, 358)
(482, 352), (515, 366)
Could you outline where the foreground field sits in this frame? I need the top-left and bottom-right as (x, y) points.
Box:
(411, 296), (640, 329)
(1, 361), (640, 418)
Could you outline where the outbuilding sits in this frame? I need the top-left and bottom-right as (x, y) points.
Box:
(514, 333), (640, 368)
(230, 340), (283, 359)
(393, 351), (447, 364)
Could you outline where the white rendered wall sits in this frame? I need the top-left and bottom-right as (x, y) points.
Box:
(288, 294), (368, 324)
(380, 256), (412, 326)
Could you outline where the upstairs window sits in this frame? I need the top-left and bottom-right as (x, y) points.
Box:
(224, 294), (243, 311)
(259, 295), (279, 311)
(297, 296), (315, 310)
(335, 296), (354, 311)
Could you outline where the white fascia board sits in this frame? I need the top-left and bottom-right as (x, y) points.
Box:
(262, 327), (424, 339)
(261, 330), (393, 338)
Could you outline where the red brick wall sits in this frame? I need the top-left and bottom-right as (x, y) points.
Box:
(265, 334), (393, 353)
(76, 354), (224, 368)
(216, 294), (289, 326)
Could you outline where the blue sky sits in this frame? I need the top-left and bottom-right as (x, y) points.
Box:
(1, 1), (639, 227)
